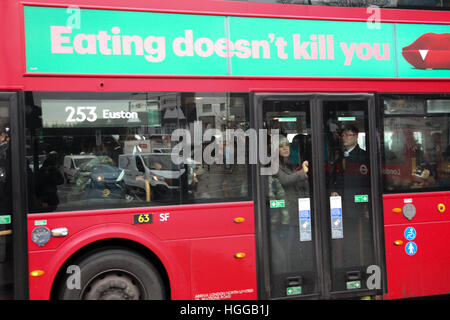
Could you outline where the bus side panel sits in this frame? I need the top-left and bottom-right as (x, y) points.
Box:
(28, 223), (191, 300)
(383, 192), (450, 299)
(190, 235), (257, 300)
(144, 202), (255, 240)
(27, 202), (255, 300)
(29, 250), (57, 299)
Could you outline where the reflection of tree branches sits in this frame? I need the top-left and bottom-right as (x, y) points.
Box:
(329, 0), (392, 7)
(276, 0), (395, 6)
(276, 0), (311, 4)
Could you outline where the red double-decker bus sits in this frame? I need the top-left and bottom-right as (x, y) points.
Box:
(0, 0), (449, 300)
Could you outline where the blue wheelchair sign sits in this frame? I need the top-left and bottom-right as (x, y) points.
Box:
(405, 242), (417, 256)
(404, 227), (416, 241)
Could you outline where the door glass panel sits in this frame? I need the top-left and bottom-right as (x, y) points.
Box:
(262, 99), (316, 297)
(323, 100), (375, 292)
(0, 100), (12, 299)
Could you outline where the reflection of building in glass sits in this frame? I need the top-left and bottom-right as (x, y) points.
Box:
(161, 94), (185, 135)
(230, 0), (448, 8)
(184, 93), (247, 132)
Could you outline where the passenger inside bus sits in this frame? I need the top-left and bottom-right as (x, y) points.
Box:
(35, 153), (64, 212)
(437, 148), (450, 188)
(0, 128), (10, 213)
(329, 124), (373, 267)
(274, 136), (311, 272)
(265, 133), (312, 297)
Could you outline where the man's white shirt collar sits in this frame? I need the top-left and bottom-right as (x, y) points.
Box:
(344, 145), (356, 157)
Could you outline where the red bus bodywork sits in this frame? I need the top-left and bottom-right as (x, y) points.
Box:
(383, 192), (450, 299)
(27, 202), (257, 300)
(1, 0), (450, 300)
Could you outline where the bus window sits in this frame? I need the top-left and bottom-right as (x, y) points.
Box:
(381, 95), (450, 193)
(179, 93), (251, 203)
(25, 92), (251, 213)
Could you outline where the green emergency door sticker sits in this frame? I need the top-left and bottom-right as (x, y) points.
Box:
(270, 200), (285, 208)
(286, 286), (302, 295)
(346, 280), (361, 290)
(354, 195), (369, 203)
(0, 216), (11, 224)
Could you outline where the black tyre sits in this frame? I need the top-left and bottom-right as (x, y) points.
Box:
(56, 248), (165, 300)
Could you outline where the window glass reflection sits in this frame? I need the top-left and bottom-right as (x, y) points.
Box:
(382, 95), (450, 193)
(26, 92), (250, 213)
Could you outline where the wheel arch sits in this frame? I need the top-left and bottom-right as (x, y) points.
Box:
(50, 237), (171, 299)
(48, 234), (173, 300)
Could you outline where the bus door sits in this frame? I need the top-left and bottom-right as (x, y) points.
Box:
(0, 92), (28, 299)
(0, 94), (13, 299)
(254, 93), (384, 299)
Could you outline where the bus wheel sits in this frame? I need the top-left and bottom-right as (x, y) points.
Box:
(57, 248), (165, 300)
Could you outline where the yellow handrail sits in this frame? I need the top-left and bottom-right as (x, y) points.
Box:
(145, 179), (151, 202)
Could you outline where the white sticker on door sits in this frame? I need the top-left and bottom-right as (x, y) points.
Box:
(330, 196), (344, 239)
(298, 198), (312, 242)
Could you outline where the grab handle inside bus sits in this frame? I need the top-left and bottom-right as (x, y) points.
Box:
(0, 230), (12, 237)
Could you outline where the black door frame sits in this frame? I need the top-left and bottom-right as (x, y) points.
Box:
(252, 92), (385, 300)
(0, 92), (28, 299)
(253, 93), (319, 300)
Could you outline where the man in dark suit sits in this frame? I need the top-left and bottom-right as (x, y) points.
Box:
(330, 125), (373, 269)
(331, 125), (370, 203)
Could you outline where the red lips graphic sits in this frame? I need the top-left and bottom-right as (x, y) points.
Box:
(402, 33), (450, 70)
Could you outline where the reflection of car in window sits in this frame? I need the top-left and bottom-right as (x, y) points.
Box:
(82, 164), (128, 201)
(118, 153), (201, 199)
(63, 155), (96, 183)
(73, 156), (136, 203)
(151, 148), (172, 154)
(119, 153), (177, 195)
